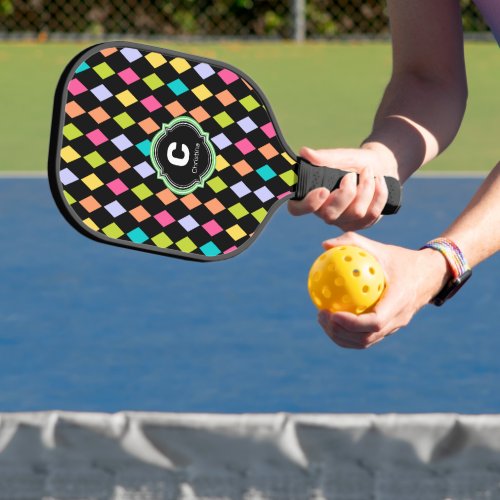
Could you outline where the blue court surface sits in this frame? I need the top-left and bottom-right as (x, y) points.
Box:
(0, 176), (498, 413)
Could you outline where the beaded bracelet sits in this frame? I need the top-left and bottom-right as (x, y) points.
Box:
(421, 238), (472, 306)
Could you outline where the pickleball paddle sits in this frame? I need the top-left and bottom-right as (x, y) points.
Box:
(48, 41), (401, 261)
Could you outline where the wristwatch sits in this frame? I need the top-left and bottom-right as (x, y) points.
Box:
(421, 238), (472, 306)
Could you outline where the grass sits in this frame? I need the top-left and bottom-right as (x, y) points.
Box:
(0, 40), (497, 172)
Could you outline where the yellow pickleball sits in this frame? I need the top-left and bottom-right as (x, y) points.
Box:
(308, 245), (385, 314)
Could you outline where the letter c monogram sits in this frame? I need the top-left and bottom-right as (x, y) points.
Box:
(166, 142), (190, 167)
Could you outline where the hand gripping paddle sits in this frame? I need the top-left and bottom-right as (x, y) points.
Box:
(49, 41), (401, 262)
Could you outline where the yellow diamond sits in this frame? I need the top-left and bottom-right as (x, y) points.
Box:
(282, 152), (295, 165)
(145, 52), (167, 68)
(192, 84), (212, 101)
(116, 90), (137, 107)
(215, 155), (229, 171)
(60, 146), (80, 163)
(83, 218), (99, 231)
(82, 173), (104, 191)
(227, 224), (246, 241)
(170, 57), (191, 73)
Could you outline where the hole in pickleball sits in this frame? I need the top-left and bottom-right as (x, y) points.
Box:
(359, 251), (366, 257)
(313, 294), (322, 307)
(333, 303), (342, 311)
(352, 269), (360, 277)
(356, 306), (365, 314)
(342, 295), (351, 304)
(344, 256), (352, 262)
(378, 284), (382, 291)
(362, 285), (369, 293)
(369, 267), (376, 275)
(313, 271), (321, 282)
(327, 264), (335, 272)
(334, 277), (344, 286)
(322, 286), (331, 299)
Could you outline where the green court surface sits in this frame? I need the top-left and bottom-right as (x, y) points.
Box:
(0, 41), (497, 173)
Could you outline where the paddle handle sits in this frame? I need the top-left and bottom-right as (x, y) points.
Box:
(293, 158), (402, 215)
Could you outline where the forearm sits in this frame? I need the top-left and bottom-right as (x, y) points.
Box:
(418, 162), (500, 303)
(361, 0), (467, 183)
(441, 162), (500, 267)
(362, 73), (467, 182)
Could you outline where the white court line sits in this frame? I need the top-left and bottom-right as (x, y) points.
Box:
(0, 170), (489, 179)
(414, 170), (487, 178)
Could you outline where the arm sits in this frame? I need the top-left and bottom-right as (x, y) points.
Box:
(318, 163), (500, 349)
(289, 0), (467, 227)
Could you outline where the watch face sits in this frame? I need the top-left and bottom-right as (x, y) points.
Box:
(432, 269), (472, 306)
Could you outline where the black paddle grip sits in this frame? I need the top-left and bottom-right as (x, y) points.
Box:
(293, 158), (402, 215)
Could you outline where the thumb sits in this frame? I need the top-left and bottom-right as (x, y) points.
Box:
(322, 231), (368, 250)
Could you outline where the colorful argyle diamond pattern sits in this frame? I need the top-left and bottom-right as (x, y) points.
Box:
(58, 44), (298, 257)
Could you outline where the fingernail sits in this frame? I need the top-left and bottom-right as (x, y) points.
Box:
(318, 310), (329, 324)
(318, 188), (329, 200)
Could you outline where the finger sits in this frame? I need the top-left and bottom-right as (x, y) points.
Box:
(316, 172), (357, 224)
(322, 231), (369, 251)
(319, 311), (371, 349)
(362, 175), (389, 224)
(299, 146), (367, 171)
(329, 311), (385, 335)
(288, 187), (330, 216)
(343, 164), (376, 221)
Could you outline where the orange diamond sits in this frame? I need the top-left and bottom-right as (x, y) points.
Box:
(157, 188), (178, 205)
(130, 206), (151, 222)
(233, 160), (253, 176)
(205, 198), (225, 215)
(138, 117), (160, 134)
(109, 156), (130, 173)
(259, 143), (279, 160)
(189, 106), (210, 123)
(165, 101), (186, 118)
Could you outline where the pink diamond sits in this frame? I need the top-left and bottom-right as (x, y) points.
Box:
(118, 68), (140, 85)
(218, 68), (238, 85)
(202, 220), (223, 236)
(141, 96), (162, 112)
(107, 178), (128, 195)
(86, 129), (108, 146)
(68, 78), (87, 96)
(261, 122), (276, 138)
(154, 210), (175, 227)
(235, 138), (255, 155)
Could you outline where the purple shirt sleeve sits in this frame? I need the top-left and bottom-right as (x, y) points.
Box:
(473, 0), (500, 45)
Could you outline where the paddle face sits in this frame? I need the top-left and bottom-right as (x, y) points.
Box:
(49, 41), (299, 261)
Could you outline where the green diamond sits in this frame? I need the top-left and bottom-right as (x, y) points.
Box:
(84, 151), (106, 168)
(229, 203), (249, 219)
(63, 190), (76, 205)
(176, 237), (197, 253)
(240, 95), (260, 112)
(207, 177), (228, 193)
(63, 123), (83, 140)
(214, 111), (234, 128)
(152, 233), (173, 248)
(114, 112), (135, 129)
(252, 207), (267, 223)
(102, 223), (124, 239)
(143, 73), (164, 90)
(132, 183), (153, 200)
(93, 62), (115, 79)
(280, 170), (298, 187)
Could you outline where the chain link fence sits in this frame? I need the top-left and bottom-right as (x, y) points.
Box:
(0, 0), (491, 40)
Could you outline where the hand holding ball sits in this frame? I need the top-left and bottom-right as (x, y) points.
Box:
(308, 245), (385, 314)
